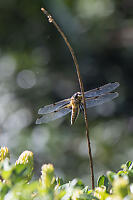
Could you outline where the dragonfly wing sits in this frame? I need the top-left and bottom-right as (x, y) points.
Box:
(36, 107), (71, 124)
(38, 98), (70, 114)
(85, 92), (119, 108)
(84, 82), (120, 98)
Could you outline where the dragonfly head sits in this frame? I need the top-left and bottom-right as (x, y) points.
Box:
(73, 92), (82, 100)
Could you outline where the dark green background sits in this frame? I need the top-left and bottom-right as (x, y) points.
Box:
(0, 0), (133, 186)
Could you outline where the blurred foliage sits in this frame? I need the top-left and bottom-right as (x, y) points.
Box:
(0, 0), (133, 185)
(0, 148), (133, 200)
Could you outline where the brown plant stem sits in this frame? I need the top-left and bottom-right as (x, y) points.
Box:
(41, 7), (94, 189)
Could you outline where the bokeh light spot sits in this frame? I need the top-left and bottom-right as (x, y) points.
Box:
(76, 0), (114, 19)
(0, 55), (16, 80)
(17, 70), (36, 89)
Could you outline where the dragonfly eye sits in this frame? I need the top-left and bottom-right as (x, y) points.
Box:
(73, 92), (81, 99)
(73, 93), (78, 99)
(75, 94), (78, 98)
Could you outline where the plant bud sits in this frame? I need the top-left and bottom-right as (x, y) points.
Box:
(15, 150), (34, 181)
(0, 147), (10, 161)
(41, 164), (54, 188)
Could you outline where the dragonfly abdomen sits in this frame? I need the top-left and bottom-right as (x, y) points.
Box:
(71, 105), (80, 125)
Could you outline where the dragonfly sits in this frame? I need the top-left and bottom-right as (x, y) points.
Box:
(36, 82), (119, 125)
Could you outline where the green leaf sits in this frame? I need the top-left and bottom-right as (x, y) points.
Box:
(117, 170), (127, 177)
(107, 171), (117, 183)
(126, 161), (132, 169)
(0, 181), (10, 199)
(78, 193), (98, 200)
(82, 186), (90, 193)
(1, 161), (29, 185)
(129, 169), (133, 176)
(10, 164), (28, 184)
(121, 161), (133, 172)
(56, 177), (64, 186)
(0, 159), (13, 180)
(70, 178), (84, 188)
(97, 175), (109, 190)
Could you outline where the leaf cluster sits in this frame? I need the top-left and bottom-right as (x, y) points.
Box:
(0, 147), (133, 200)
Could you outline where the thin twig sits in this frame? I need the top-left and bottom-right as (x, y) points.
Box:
(41, 7), (94, 189)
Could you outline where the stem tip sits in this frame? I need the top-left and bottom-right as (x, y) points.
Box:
(41, 8), (45, 12)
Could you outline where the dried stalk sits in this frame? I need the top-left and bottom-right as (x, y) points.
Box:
(41, 7), (94, 189)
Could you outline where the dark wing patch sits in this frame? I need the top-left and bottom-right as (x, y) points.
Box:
(85, 92), (119, 108)
(38, 98), (70, 114)
(84, 82), (119, 98)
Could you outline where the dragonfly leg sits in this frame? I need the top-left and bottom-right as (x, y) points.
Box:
(80, 103), (84, 112)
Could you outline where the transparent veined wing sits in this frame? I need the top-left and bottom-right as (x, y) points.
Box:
(84, 82), (120, 98)
(38, 98), (71, 114)
(85, 92), (119, 108)
(36, 106), (71, 124)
